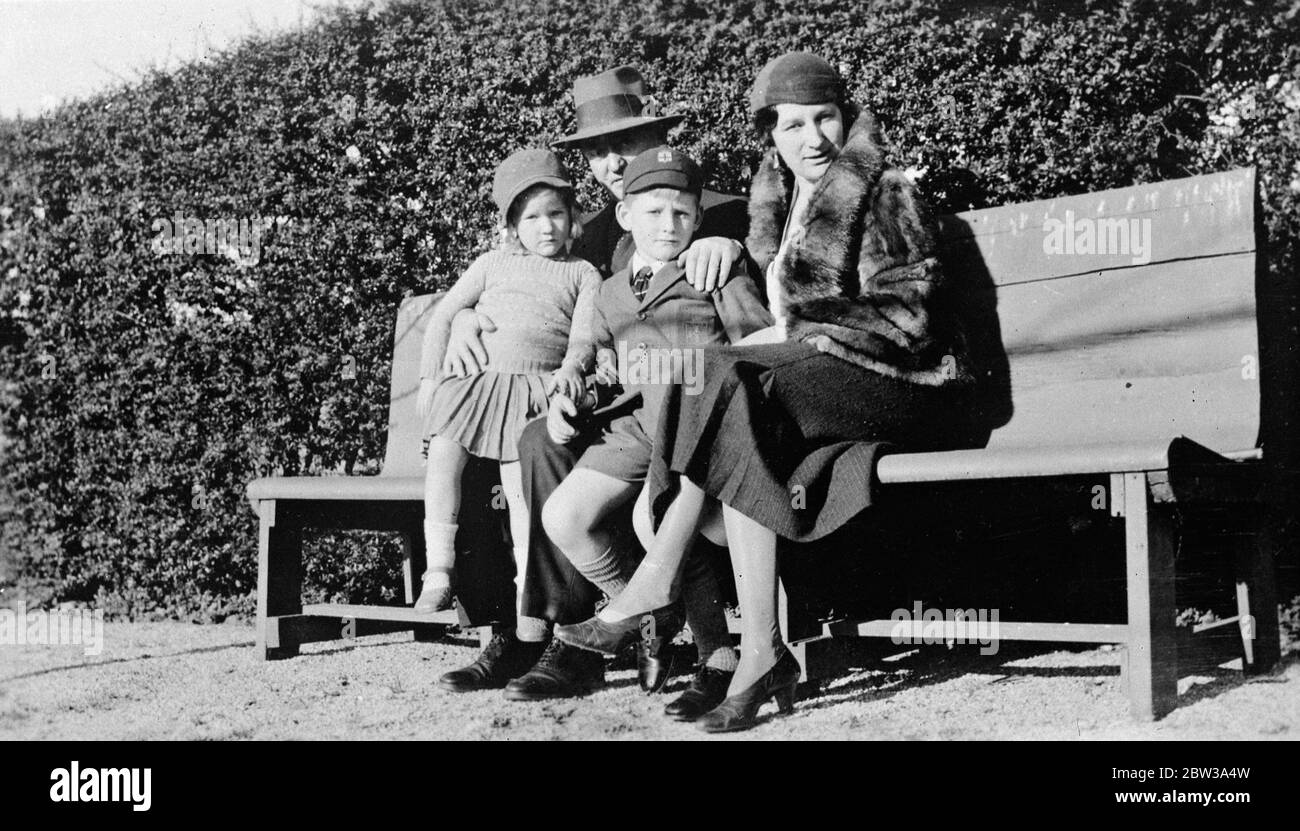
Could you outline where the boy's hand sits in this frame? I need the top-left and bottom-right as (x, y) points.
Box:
(547, 364), (585, 400)
(679, 237), (744, 293)
(417, 377), (438, 420)
(443, 310), (496, 377)
(547, 393), (580, 445)
(594, 348), (619, 386)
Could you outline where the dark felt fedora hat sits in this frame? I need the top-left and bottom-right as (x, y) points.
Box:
(551, 66), (685, 147)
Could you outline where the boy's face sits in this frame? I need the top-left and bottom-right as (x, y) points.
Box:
(615, 187), (702, 264)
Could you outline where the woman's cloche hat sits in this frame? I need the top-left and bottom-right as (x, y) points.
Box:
(551, 66), (685, 147)
(748, 51), (843, 115)
(492, 148), (573, 220)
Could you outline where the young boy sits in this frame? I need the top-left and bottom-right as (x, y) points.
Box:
(538, 147), (773, 699)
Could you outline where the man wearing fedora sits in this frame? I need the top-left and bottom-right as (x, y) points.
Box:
(437, 66), (754, 703)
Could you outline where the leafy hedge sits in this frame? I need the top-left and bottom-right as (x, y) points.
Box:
(2, 0), (1298, 619)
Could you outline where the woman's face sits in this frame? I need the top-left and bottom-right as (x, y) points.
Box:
(770, 102), (845, 183)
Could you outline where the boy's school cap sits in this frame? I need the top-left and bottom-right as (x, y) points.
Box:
(492, 148), (573, 220)
(622, 146), (703, 198)
(748, 51), (843, 115)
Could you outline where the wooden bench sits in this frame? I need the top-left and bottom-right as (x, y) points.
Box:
(246, 293), (514, 658)
(782, 167), (1283, 720)
(247, 166), (1284, 722)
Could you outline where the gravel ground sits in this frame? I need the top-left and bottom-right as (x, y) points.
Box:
(2, 620), (1296, 740)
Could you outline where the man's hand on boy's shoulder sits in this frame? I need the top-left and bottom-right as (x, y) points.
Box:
(678, 236), (745, 293)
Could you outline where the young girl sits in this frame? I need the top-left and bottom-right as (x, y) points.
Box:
(416, 148), (600, 614)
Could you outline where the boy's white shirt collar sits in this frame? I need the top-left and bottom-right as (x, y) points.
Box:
(630, 251), (670, 278)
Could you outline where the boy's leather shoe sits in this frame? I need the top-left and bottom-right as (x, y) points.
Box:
(438, 632), (546, 692)
(503, 639), (605, 701)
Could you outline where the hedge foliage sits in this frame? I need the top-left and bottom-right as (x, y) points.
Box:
(2, 0), (1298, 619)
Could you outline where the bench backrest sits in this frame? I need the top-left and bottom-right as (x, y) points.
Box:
(938, 167), (1261, 455)
(382, 293), (441, 478)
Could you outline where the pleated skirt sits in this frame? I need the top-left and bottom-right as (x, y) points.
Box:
(423, 370), (550, 462)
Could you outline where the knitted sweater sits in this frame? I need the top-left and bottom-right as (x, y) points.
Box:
(420, 250), (601, 379)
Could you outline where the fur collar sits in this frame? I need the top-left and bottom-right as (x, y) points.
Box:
(747, 112), (972, 387)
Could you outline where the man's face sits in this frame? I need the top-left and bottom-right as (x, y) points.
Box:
(615, 187), (702, 263)
(578, 127), (665, 200)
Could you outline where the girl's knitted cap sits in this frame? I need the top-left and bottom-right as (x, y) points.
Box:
(493, 149), (573, 220)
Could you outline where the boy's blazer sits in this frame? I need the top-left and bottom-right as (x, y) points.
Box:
(591, 258), (774, 425)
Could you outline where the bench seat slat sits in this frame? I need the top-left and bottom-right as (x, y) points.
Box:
(875, 438), (1248, 484)
(247, 475), (424, 502)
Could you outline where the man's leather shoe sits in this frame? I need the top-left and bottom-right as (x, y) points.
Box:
(503, 639), (605, 701)
(438, 632), (546, 692)
(664, 665), (734, 721)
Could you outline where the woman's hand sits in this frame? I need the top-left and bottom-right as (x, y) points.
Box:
(546, 393), (580, 444)
(547, 364), (585, 401)
(678, 237), (744, 293)
(442, 309), (496, 377)
(417, 378), (438, 420)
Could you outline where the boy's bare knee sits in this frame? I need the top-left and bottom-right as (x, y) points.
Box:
(541, 494), (580, 551)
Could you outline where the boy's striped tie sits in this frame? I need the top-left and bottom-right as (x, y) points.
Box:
(631, 266), (653, 301)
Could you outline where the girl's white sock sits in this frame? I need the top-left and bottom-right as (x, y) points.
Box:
(423, 520), (459, 582)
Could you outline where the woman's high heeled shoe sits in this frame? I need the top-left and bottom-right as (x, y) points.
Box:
(695, 648), (801, 733)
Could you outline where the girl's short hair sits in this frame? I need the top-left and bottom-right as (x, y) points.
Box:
(498, 183), (584, 253)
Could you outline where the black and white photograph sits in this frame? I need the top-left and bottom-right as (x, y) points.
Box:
(1, 0), (1298, 764)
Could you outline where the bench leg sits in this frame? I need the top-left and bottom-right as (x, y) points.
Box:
(256, 500), (304, 660)
(1235, 520), (1281, 675)
(1123, 472), (1178, 720)
(402, 522), (426, 607)
(779, 578), (835, 686)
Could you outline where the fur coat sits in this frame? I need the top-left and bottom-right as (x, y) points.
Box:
(746, 113), (974, 387)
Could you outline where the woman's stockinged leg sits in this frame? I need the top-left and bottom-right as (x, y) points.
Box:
(722, 504), (784, 694)
(600, 478), (708, 621)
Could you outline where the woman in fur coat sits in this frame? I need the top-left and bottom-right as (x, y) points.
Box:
(555, 53), (975, 731)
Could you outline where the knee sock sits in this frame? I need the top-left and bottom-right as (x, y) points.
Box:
(423, 520), (458, 586)
(682, 551), (738, 671)
(516, 616), (550, 643)
(567, 544), (631, 601)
